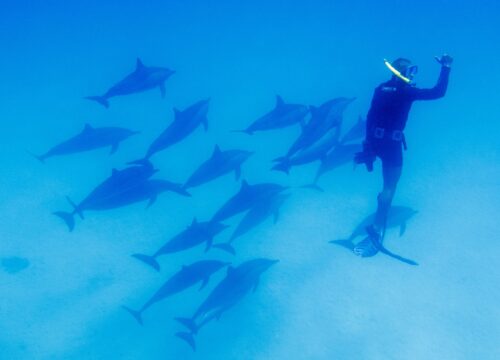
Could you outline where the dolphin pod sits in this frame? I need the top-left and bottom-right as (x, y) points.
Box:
(32, 124), (139, 162)
(123, 260), (230, 325)
(32, 56), (424, 353)
(175, 258), (279, 351)
(85, 58), (175, 108)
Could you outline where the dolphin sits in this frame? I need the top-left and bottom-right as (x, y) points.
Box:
(284, 97), (355, 158)
(210, 180), (288, 223)
(272, 127), (339, 174)
(132, 219), (229, 271)
(183, 145), (253, 189)
(340, 116), (366, 144)
(233, 96), (309, 135)
(329, 206), (418, 249)
(304, 143), (361, 191)
(214, 193), (290, 255)
(54, 178), (189, 231)
(123, 260), (230, 325)
(175, 258), (279, 351)
(136, 99), (210, 161)
(85, 58), (175, 108)
(31, 124), (139, 163)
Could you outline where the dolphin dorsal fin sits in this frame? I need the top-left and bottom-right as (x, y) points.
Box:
(111, 168), (119, 176)
(173, 108), (181, 118)
(275, 95), (285, 108)
(240, 180), (249, 190)
(212, 145), (222, 158)
(191, 217), (198, 225)
(136, 58), (145, 71)
(83, 123), (94, 132)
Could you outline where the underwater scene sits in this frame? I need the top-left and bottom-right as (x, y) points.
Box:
(1, 0), (499, 359)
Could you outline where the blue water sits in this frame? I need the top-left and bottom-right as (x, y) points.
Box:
(1, 1), (499, 359)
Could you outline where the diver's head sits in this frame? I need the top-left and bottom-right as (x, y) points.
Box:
(384, 58), (418, 84)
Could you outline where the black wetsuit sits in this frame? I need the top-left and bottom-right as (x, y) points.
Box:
(366, 66), (451, 168)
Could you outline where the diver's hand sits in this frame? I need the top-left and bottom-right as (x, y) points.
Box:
(354, 141), (375, 172)
(435, 54), (453, 68)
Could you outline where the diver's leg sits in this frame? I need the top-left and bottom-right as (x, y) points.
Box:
(354, 142), (402, 257)
(373, 164), (402, 235)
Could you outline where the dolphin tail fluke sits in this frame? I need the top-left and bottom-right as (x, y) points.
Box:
(175, 317), (198, 334)
(271, 160), (291, 174)
(131, 254), (160, 272)
(27, 151), (46, 164)
(300, 183), (324, 192)
(172, 184), (192, 197)
(212, 243), (236, 256)
(85, 96), (109, 109)
(53, 211), (75, 232)
(65, 196), (83, 219)
(175, 332), (196, 351)
(121, 306), (143, 326)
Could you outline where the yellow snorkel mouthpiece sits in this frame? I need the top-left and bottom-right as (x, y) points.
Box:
(384, 59), (412, 84)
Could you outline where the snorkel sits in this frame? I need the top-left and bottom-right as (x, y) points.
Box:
(384, 59), (417, 85)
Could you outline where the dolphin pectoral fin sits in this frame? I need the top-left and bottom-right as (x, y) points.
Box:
(198, 277), (209, 291)
(204, 237), (213, 253)
(176, 332), (196, 351)
(109, 143), (119, 155)
(235, 166), (241, 181)
(159, 82), (166, 98)
(146, 195), (157, 209)
(399, 222), (407, 236)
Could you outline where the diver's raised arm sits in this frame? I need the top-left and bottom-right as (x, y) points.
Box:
(410, 54), (452, 101)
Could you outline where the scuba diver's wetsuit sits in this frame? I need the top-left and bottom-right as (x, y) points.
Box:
(360, 65), (451, 252)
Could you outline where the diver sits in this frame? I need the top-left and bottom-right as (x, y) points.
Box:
(353, 54), (453, 257)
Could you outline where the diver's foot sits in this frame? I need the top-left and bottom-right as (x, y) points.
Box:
(353, 236), (378, 257)
(352, 225), (382, 257)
